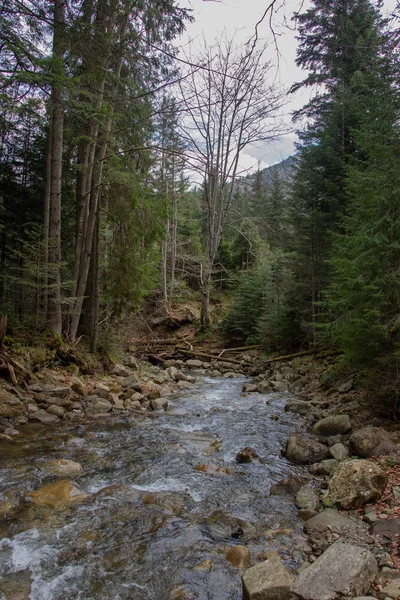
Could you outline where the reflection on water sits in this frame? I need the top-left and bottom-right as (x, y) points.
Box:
(0, 376), (307, 600)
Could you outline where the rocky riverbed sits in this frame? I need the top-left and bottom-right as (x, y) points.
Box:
(0, 356), (399, 600)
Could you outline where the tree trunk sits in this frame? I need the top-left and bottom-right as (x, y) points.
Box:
(46, 0), (65, 336)
(69, 10), (126, 340)
(200, 263), (212, 328)
(169, 156), (177, 304)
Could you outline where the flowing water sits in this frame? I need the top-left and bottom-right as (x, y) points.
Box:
(0, 375), (308, 600)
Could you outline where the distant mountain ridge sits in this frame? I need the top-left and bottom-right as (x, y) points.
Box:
(239, 155), (297, 191)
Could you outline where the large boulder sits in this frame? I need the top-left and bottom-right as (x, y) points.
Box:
(312, 414), (352, 436)
(242, 550), (293, 600)
(349, 427), (397, 458)
(26, 480), (90, 507)
(285, 436), (330, 465)
(325, 459), (388, 509)
(292, 542), (377, 600)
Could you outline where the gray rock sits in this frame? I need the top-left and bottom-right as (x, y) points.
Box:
(242, 383), (258, 393)
(29, 410), (59, 423)
(257, 382), (273, 393)
(329, 443), (349, 461)
(338, 379), (354, 393)
(88, 399), (112, 414)
(71, 377), (86, 396)
(349, 427), (397, 458)
(370, 519), (400, 539)
(284, 400), (312, 415)
(111, 364), (131, 377)
(242, 550), (293, 600)
(47, 404), (66, 417)
(296, 485), (320, 511)
(120, 375), (142, 391)
(285, 435), (330, 465)
(292, 542), (378, 600)
(379, 582), (400, 600)
(177, 380), (192, 390)
(186, 359), (202, 368)
(313, 414), (352, 436)
(270, 476), (305, 497)
(304, 509), (356, 534)
(325, 459), (388, 509)
(149, 398), (168, 411)
(30, 384), (70, 398)
(309, 459), (339, 476)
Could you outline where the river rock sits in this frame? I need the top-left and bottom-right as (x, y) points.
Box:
(379, 582), (400, 599)
(0, 500), (17, 518)
(284, 400), (312, 415)
(112, 364), (131, 377)
(309, 459), (339, 476)
(30, 383), (70, 398)
(142, 381), (161, 399)
(186, 359), (202, 368)
(349, 427), (398, 458)
(149, 398), (168, 411)
(295, 485), (320, 511)
(285, 436), (330, 465)
(242, 383), (258, 393)
(270, 476), (305, 496)
(0, 389), (24, 418)
(120, 375), (141, 391)
(225, 545), (250, 568)
(312, 414), (352, 436)
(236, 447), (258, 463)
(257, 382), (273, 393)
(370, 518), (400, 538)
(338, 379), (354, 393)
(29, 409), (59, 423)
(292, 542), (378, 600)
(26, 480), (90, 507)
(47, 404), (66, 418)
(325, 459), (388, 509)
(177, 380), (192, 390)
(71, 377), (86, 396)
(242, 550), (293, 600)
(329, 443), (349, 461)
(41, 459), (83, 476)
(304, 508), (356, 534)
(88, 399), (112, 413)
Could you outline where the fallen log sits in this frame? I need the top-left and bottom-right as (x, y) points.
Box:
(217, 344), (262, 353)
(175, 347), (243, 365)
(263, 348), (342, 364)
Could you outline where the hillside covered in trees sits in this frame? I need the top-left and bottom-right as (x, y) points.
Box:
(1, 0), (400, 403)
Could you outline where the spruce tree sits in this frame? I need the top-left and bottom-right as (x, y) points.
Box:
(290, 0), (388, 342)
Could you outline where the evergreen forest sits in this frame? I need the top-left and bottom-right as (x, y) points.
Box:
(1, 0), (400, 402)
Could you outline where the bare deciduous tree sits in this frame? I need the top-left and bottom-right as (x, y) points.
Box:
(179, 37), (284, 327)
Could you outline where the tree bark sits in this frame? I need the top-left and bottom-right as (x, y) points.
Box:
(46, 0), (65, 336)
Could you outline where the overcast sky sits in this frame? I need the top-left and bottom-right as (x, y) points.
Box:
(176, 0), (396, 173)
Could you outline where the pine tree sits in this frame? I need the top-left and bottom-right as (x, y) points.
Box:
(326, 64), (400, 378)
(290, 0), (389, 342)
